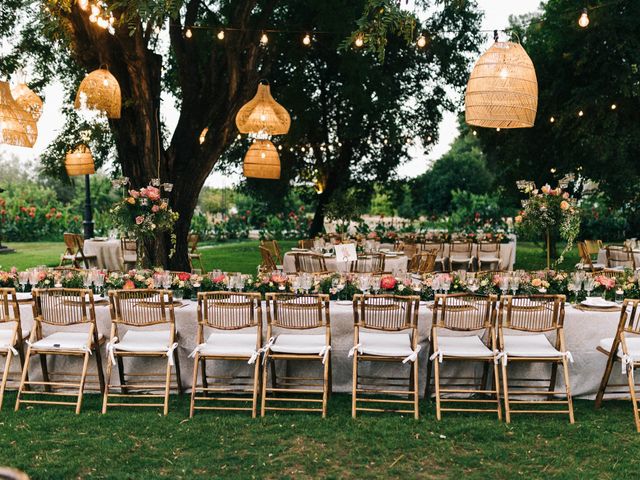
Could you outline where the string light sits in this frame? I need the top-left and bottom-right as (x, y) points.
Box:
(611, 103), (617, 110)
(277, 145), (283, 150)
(217, 30), (225, 40)
(78, 0), (89, 10)
(550, 116), (555, 123)
(260, 32), (269, 45)
(578, 110), (584, 117)
(236, 134), (241, 140)
(472, 130), (477, 136)
(416, 35), (427, 48)
(578, 8), (590, 28)
(185, 28), (192, 38)
(199, 128), (208, 144)
(354, 35), (364, 48)
(302, 34), (311, 46)
(496, 128), (501, 132)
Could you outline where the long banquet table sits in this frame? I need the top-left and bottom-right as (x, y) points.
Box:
(7, 299), (625, 399)
(283, 252), (410, 274)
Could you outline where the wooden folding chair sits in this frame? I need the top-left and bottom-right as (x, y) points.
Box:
(595, 299), (640, 430)
(0, 288), (27, 410)
(577, 241), (604, 271)
(298, 239), (314, 249)
(409, 251), (437, 275)
(60, 232), (96, 268)
(188, 234), (206, 273)
(190, 292), (262, 417)
(606, 245), (636, 270)
(351, 294), (421, 419)
(497, 294), (574, 423)
(261, 239), (283, 265)
(448, 241), (474, 271)
(103, 289), (182, 415)
(15, 288), (105, 414)
(261, 293), (331, 417)
(259, 246), (278, 274)
(427, 293), (501, 419)
(350, 253), (386, 274)
(418, 242), (446, 271)
(294, 252), (330, 274)
(477, 241), (502, 272)
(121, 238), (138, 271)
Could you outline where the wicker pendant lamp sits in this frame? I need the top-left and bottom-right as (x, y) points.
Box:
(74, 68), (121, 119)
(465, 40), (538, 129)
(236, 81), (290, 135)
(0, 80), (37, 148)
(65, 144), (96, 176)
(243, 139), (281, 179)
(11, 83), (43, 121)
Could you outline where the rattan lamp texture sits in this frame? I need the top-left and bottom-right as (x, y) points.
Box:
(65, 144), (96, 176)
(11, 82), (43, 121)
(235, 81), (290, 135)
(0, 80), (37, 147)
(74, 68), (121, 119)
(243, 139), (281, 179)
(465, 41), (538, 129)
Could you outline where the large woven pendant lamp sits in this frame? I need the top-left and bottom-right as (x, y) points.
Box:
(65, 144), (96, 176)
(243, 139), (281, 179)
(465, 36), (538, 129)
(74, 68), (121, 119)
(236, 80), (290, 135)
(0, 80), (37, 147)
(11, 83), (43, 121)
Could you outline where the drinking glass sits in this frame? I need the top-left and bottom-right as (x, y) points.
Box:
(583, 276), (595, 297)
(162, 273), (173, 290)
(571, 274), (583, 304)
(18, 272), (29, 292)
(509, 276), (520, 295)
(235, 274), (245, 292)
(291, 276), (301, 294)
(442, 276), (451, 295)
(500, 276), (510, 296)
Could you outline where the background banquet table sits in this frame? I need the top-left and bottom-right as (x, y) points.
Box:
(597, 248), (640, 268)
(282, 251), (409, 274)
(10, 299), (623, 399)
(83, 239), (123, 271)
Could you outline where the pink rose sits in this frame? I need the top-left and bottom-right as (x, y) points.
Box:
(129, 189), (140, 198)
(142, 186), (161, 201)
(380, 275), (397, 290)
(541, 184), (551, 194)
(560, 200), (570, 211)
(562, 192), (570, 199)
(135, 215), (144, 225)
(152, 205), (159, 213)
(211, 274), (226, 283)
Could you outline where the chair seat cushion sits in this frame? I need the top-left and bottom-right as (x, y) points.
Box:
(502, 334), (561, 357)
(450, 256), (473, 262)
(198, 333), (258, 357)
(0, 324), (30, 351)
(599, 337), (640, 359)
(479, 256), (501, 263)
(435, 335), (493, 358)
(270, 334), (328, 354)
(113, 330), (172, 353)
(358, 331), (414, 357)
(123, 254), (137, 263)
(30, 331), (103, 351)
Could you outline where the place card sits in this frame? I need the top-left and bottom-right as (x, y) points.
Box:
(334, 243), (357, 263)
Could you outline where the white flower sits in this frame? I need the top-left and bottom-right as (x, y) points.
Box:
(398, 284), (405, 292)
(268, 282), (274, 287)
(44, 279), (50, 285)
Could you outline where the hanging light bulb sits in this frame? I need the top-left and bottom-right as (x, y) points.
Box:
(90, 4), (100, 16)
(302, 34), (311, 46)
(611, 103), (617, 110)
(97, 17), (108, 29)
(472, 130), (477, 136)
(260, 32), (269, 45)
(185, 28), (192, 38)
(217, 30), (225, 40)
(78, 0), (89, 10)
(578, 8), (589, 28)
(550, 116), (555, 123)
(416, 35), (427, 48)
(354, 35), (364, 47)
(578, 110), (584, 117)
(89, 14), (97, 23)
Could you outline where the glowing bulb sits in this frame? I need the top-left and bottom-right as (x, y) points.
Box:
(496, 128), (501, 132)
(260, 152), (266, 159)
(236, 134), (241, 140)
(289, 147), (294, 152)
(90, 4), (100, 16)
(578, 110), (584, 117)
(611, 104), (617, 110)
(103, 78), (109, 86)
(217, 30), (225, 40)
(89, 14), (97, 22)
(550, 116), (555, 123)
(550, 167), (557, 173)
(416, 35), (427, 48)
(301, 147), (306, 152)
(199, 128), (208, 145)
(78, 0), (89, 10)
(472, 130), (477, 136)
(499, 68), (508, 79)
(97, 17), (108, 28)
(278, 145), (282, 151)
(355, 35), (364, 47)
(427, 135), (432, 142)
(260, 33), (268, 45)
(185, 28), (192, 38)
(578, 8), (589, 28)
(302, 34), (311, 46)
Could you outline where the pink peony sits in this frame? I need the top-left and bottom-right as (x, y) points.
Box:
(211, 274), (226, 284)
(151, 205), (160, 213)
(123, 280), (136, 290)
(380, 275), (397, 290)
(541, 184), (551, 194)
(562, 192), (570, 199)
(560, 200), (570, 211)
(128, 189), (140, 198)
(135, 215), (145, 225)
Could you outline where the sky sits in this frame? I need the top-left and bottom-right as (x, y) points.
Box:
(1, 0), (543, 187)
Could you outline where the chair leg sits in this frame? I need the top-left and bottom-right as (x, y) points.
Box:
(413, 359), (419, 420)
(102, 355), (113, 414)
(351, 353), (358, 418)
(425, 343), (433, 400)
(434, 358), (442, 420)
(200, 358), (209, 392)
(252, 359), (260, 419)
(95, 345), (105, 394)
(174, 350), (183, 395)
(501, 361), (511, 423)
(75, 352), (91, 414)
(322, 355), (330, 418)
(0, 352), (12, 411)
(117, 356), (127, 393)
(163, 359), (172, 416)
(261, 356), (269, 417)
(189, 353), (200, 418)
(270, 358), (278, 389)
(627, 366), (640, 432)
(39, 353), (51, 392)
(492, 360), (503, 421)
(561, 357), (574, 424)
(15, 347), (33, 412)
(548, 361), (559, 401)
(595, 352), (617, 408)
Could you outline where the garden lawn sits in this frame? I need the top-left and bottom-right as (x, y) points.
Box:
(1, 240), (578, 273)
(1, 393), (640, 479)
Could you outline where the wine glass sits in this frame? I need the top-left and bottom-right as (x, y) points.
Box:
(291, 276), (301, 294)
(509, 276), (520, 295)
(161, 273), (172, 290)
(18, 271), (29, 292)
(583, 276), (595, 298)
(432, 275), (442, 294)
(235, 274), (245, 292)
(467, 276), (479, 294)
(371, 276), (381, 294)
(570, 273), (583, 304)
(442, 275), (451, 295)
(499, 276), (510, 296)
(94, 272), (105, 296)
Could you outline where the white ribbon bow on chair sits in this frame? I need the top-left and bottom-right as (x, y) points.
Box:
(402, 345), (421, 364)
(318, 345), (331, 365)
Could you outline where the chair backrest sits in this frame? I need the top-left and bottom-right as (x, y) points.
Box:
(432, 293), (496, 331)
(121, 238), (137, 253)
(618, 299), (640, 335)
(499, 294), (565, 332)
(450, 241), (473, 255)
(74, 233), (86, 250)
(585, 239), (603, 256)
(265, 293), (330, 330)
(478, 241), (500, 256)
(601, 268), (626, 280)
(0, 288), (20, 325)
(606, 245), (635, 269)
(188, 234), (199, 253)
(298, 239), (314, 249)
(350, 253), (385, 274)
(409, 251), (437, 274)
(352, 294), (419, 332)
(198, 291), (262, 330)
(63, 233), (79, 253)
(294, 252), (327, 274)
(419, 242), (444, 255)
(259, 246), (278, 272)
(577, 241), (593, 268)
(261, 239), (282, 262)
(32, 288), (95, 326)
(109, 289), (175, 326)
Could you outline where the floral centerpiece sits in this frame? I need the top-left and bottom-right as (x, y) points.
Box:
(516, 181), (581, 268)
(0, 268), (17, 288)
(110, 184), (179, 267)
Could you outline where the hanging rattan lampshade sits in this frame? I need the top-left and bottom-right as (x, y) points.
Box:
(0, 80), (37, 148)
(65, 144), (96, 176)
(236, 81), (290, 135)
(11, 83), (43, 121)
(74, 68), (121, 119)
(243, 139), (281, 179)
(465, 41), (538, 129)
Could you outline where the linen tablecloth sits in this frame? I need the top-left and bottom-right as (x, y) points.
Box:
(83, 239), (123, 271)
(282, 252), (409, 275)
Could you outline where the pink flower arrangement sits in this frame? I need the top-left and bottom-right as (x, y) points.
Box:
(594, 275), (616, 290)
(211, 274), (226, 284)
(380, 275), (397, 290)
(135, 215), (144, 225)
(177, 272), (191, 282)
(140, 186), (161, 201)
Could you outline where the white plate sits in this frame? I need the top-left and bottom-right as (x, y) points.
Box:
(16, 292), (32, 300)
(581, 297), (617, 308)
(335, 300), (352, 306)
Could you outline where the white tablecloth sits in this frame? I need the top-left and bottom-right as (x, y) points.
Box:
(283, 252), (409, 274)
(9, 300), (623, 399)
(597, 248), (640, 268)
(83, 239), (123, 271)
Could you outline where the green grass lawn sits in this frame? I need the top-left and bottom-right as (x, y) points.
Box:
(1, 240), (577, 273)
(1, 393), (640, 479)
